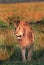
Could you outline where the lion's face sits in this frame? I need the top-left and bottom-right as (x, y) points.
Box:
(15, 22), (24, 39)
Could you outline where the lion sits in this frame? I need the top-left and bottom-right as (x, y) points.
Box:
(15, 20), (34, 62)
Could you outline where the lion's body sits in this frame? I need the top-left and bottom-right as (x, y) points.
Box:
(15, 20), (34, 62)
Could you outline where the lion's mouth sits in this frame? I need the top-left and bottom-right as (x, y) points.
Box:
(16, 35), (22, 39)
(17, 35), (21, 37)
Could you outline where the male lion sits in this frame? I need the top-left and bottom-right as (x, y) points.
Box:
(15, 20), (34, 62)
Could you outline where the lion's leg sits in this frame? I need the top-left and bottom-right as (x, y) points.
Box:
(27, 45), (33, 61)
(21, 47), (26, 62)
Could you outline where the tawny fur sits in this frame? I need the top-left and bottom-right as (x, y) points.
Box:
(15, 20), (34, 62)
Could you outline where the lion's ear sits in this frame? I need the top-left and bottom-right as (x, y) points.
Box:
(14, 20), (20, 28)
(16, 20), (20, 27)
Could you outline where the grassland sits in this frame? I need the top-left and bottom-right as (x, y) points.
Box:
(0, 20), (44, 65)
(0, 2), (44, 65)
(0, 47), (44, 65)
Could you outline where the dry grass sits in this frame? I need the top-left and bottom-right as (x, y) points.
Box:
(0, 2), (44, 22)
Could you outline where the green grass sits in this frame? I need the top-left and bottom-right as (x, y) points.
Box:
(0, 47), (44, 65)
(0, 21), (15, 30)
(0, 61), (44, 65)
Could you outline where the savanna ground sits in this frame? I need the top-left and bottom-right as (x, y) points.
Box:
(0, 2), (44, 65)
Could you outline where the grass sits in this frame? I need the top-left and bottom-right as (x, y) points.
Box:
(0, 61), (44, 65)
(0, 21), (15, 30)
(0, 2), (44, 21)
(0, 17), (44, 65)
(0, 47), (44, 65)
(0, 20), (44, 65)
